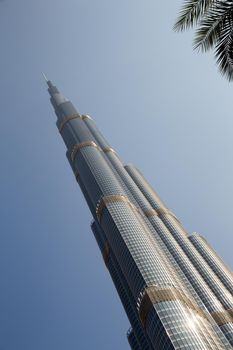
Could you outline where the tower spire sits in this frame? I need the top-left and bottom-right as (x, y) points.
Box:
(42, 72), (48, 83)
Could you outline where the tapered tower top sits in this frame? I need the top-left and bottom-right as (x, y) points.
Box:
(45, 77), (80, 125)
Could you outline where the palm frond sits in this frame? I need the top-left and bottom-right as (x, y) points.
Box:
(194, 0), (233, 51)
(215, 9), (233, 80)
(174, 0), (215, 32)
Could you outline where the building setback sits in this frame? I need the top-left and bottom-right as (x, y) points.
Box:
(46, 78), (233, 350)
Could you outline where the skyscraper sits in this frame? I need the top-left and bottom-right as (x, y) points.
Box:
(46, 78), (233, 350)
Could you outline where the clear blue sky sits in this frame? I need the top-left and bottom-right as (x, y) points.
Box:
(0, 1), (232, 349)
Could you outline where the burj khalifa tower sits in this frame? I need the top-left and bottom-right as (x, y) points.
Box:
(45, 77), (233, 350)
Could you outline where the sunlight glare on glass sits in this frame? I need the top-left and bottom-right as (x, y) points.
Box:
(186, 315), (199, 332)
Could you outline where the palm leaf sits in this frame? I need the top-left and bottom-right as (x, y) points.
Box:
(194, 0), (233, 51)
(174, 0), (215, 31)
(215, 9), (233, 80)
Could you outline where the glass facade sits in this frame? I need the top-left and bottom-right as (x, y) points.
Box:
(46, 79), (233, 349)
(189, 233), (233, 295)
